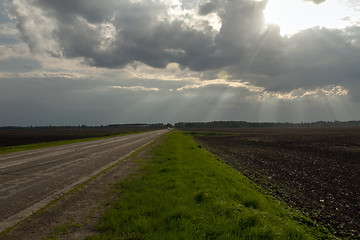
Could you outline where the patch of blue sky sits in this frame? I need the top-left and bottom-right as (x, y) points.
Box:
(0, 2), (13, 24)
(0, 2), (18, 44)
(0, 35), (18, 45)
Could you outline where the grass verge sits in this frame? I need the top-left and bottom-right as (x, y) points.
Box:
(88, 131), (335, 240)
(0, 131), (145, 154)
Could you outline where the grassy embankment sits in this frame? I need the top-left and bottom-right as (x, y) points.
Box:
(0, 131), (145, 154)
(89, 131), (335, 239)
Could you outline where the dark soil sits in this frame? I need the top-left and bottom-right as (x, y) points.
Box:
(193, 128), (360, 239)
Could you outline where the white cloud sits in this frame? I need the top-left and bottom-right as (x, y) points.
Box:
(8, 0), (58, 54)
(176, 78), (264, 93)
(111, 85), (160, 92)
(259, 85), (349, 101)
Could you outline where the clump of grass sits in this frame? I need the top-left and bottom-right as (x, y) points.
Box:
(47, 218), (82, 239)
(89, 132), (335, 240)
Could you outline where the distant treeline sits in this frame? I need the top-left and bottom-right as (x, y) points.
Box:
(174, 121), (360, 129)
(0, 123), (173, 147)
(3, 121), (360, 129)
(0, 123), (173, 129)
(107, 123), (172, 129)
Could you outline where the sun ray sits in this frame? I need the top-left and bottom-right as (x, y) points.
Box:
(257, 97), (279, 122)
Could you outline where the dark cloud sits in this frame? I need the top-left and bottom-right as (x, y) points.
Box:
(9, 0), (269, 71)
(258, 27), (360, 92)
(7, 0), (360, 98)
(37, 0), (217, 69)
(34, 0), (120, 24)
(213, 0), (268, 64)
(198, 1), (219, 15)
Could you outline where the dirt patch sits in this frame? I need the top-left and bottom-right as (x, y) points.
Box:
(194, 128), (360, 239)
(0, 139), (157, 240)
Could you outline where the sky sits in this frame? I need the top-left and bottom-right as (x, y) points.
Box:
(1, 0), (360, 126)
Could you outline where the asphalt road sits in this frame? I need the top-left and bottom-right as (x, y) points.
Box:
(0, 130), (167, 232)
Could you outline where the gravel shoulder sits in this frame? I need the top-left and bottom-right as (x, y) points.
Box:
(0, 138), (159, 240)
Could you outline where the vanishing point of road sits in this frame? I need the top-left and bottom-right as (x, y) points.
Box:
(0, 130), (168, 232)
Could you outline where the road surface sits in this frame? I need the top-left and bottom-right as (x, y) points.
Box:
(0, 130), (167, 232)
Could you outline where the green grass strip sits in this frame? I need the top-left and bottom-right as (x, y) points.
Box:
(89, 132), (335, 240)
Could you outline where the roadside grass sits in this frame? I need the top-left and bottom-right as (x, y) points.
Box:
(183, 131), (238, 137)
(88, 132), (335, 240)
(0, 131), (145, 154)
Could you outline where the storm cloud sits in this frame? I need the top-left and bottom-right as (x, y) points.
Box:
(9, 0), (360, 90)
(9, 0), (268, 70)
